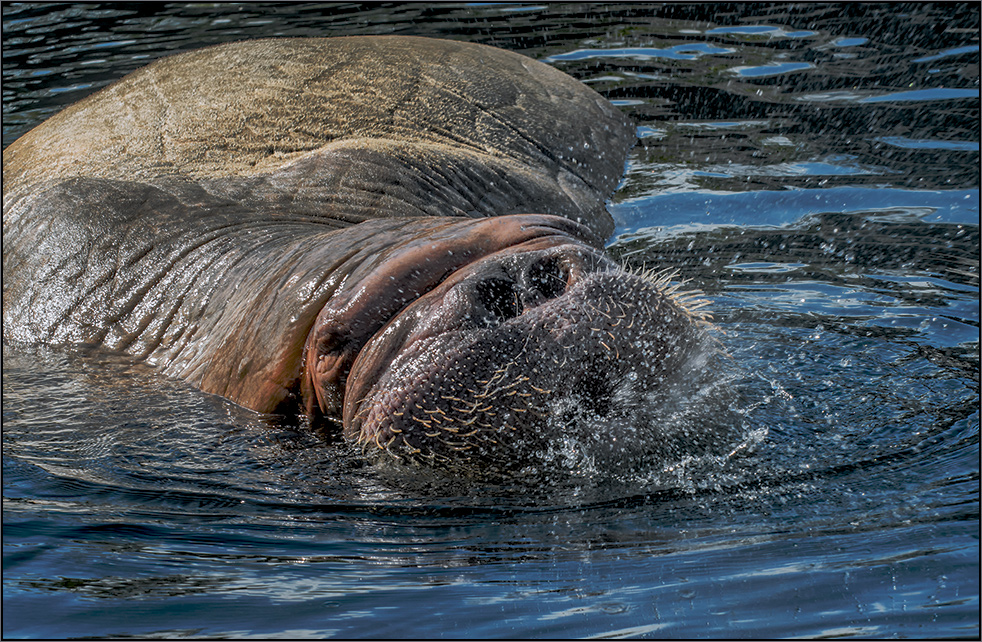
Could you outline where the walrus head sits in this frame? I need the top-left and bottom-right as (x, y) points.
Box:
(1, 36), (720, 469)
(303, 214), (715, 464)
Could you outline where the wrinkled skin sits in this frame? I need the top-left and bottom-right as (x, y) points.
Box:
(2, 37), (716, 464)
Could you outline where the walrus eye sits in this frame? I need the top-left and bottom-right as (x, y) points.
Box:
(527, 257), (568, 301)
(475, 277), (521, 327)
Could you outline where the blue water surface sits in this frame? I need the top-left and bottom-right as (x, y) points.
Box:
(2, 2), (979, 639)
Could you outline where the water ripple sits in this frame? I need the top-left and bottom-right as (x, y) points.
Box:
(544, 43), (736, 62)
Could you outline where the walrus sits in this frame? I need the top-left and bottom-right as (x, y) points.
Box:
(3, 37), (714, 464)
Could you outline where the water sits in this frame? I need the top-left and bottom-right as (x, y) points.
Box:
(2, 3), (979, 638)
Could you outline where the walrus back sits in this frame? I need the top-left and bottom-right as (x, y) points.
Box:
(3, 36), (635, 238)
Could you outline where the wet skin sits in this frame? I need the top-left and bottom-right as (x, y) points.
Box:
(2, 37), (714, 462)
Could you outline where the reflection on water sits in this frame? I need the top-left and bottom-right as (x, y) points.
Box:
(2, 2), (979, 639)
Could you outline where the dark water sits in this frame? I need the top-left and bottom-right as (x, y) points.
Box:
(2, 3), (979, 638)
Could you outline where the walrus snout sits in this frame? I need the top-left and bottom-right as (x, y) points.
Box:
(340, 241), (715, 461)
(299, 214), (600, 419)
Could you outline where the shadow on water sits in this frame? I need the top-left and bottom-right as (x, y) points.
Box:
(2, 2), (979, 639)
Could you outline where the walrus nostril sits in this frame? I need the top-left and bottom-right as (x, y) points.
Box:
(475, 277), (521, 327)
(527, 256), (568, 301)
